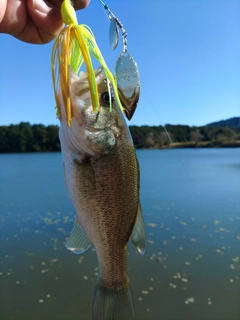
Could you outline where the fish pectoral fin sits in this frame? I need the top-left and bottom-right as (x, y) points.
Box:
(66, 221), (92, 254)
(130, 202), (146, 255)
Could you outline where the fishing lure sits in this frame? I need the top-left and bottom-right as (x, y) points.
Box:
(52, 0), (140, 125)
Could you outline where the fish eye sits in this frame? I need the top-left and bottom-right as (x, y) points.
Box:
(101, 92), (110, 104)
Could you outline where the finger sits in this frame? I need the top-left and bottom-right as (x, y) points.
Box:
(27, 0), (64, 42)
(74, 0), (90, 10)
(47, 0), (90, 10)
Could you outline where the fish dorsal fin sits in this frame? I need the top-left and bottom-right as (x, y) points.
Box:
(66, 221), (92, 254)
(130, 203), (146, 255)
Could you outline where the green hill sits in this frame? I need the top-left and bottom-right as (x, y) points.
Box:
(206, 117), (240, 128)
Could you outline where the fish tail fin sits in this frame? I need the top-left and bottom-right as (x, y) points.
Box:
(92, 281), (135, 320)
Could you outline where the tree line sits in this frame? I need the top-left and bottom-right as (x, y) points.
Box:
(0, 122), (239, 153)
(130, 124), (240, 148)
(0, 122), (60, 153)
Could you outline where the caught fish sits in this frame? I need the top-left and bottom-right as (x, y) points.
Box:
(58, 66), (146, 320)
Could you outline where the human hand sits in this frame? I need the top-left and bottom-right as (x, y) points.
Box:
(0, 0), (90, 44)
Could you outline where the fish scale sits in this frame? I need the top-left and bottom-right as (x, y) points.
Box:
(88, 147), (138, 287)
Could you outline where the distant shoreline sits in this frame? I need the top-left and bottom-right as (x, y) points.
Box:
(0, 119), (239, 153)
(145, 141), (240, 149)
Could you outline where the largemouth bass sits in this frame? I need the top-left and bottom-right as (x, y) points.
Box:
(58, 66), (146, 320)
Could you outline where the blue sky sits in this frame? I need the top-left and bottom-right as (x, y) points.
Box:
(0, 0), (239, 127)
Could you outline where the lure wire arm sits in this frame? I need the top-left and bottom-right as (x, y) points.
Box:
(99, 0), (128, 53)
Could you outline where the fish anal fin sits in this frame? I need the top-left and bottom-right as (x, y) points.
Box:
(66, 221), (92, 254)
(130, 203), (146, 255)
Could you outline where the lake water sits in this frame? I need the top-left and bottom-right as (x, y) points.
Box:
(0, 149), (240, 320)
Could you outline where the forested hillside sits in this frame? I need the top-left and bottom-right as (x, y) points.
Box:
(0, 120), (239, 153)
(0, 123), (60, 153)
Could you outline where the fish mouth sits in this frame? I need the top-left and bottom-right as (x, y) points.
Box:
(68, 66), (117, 130)
(69, 66), (105, 98)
